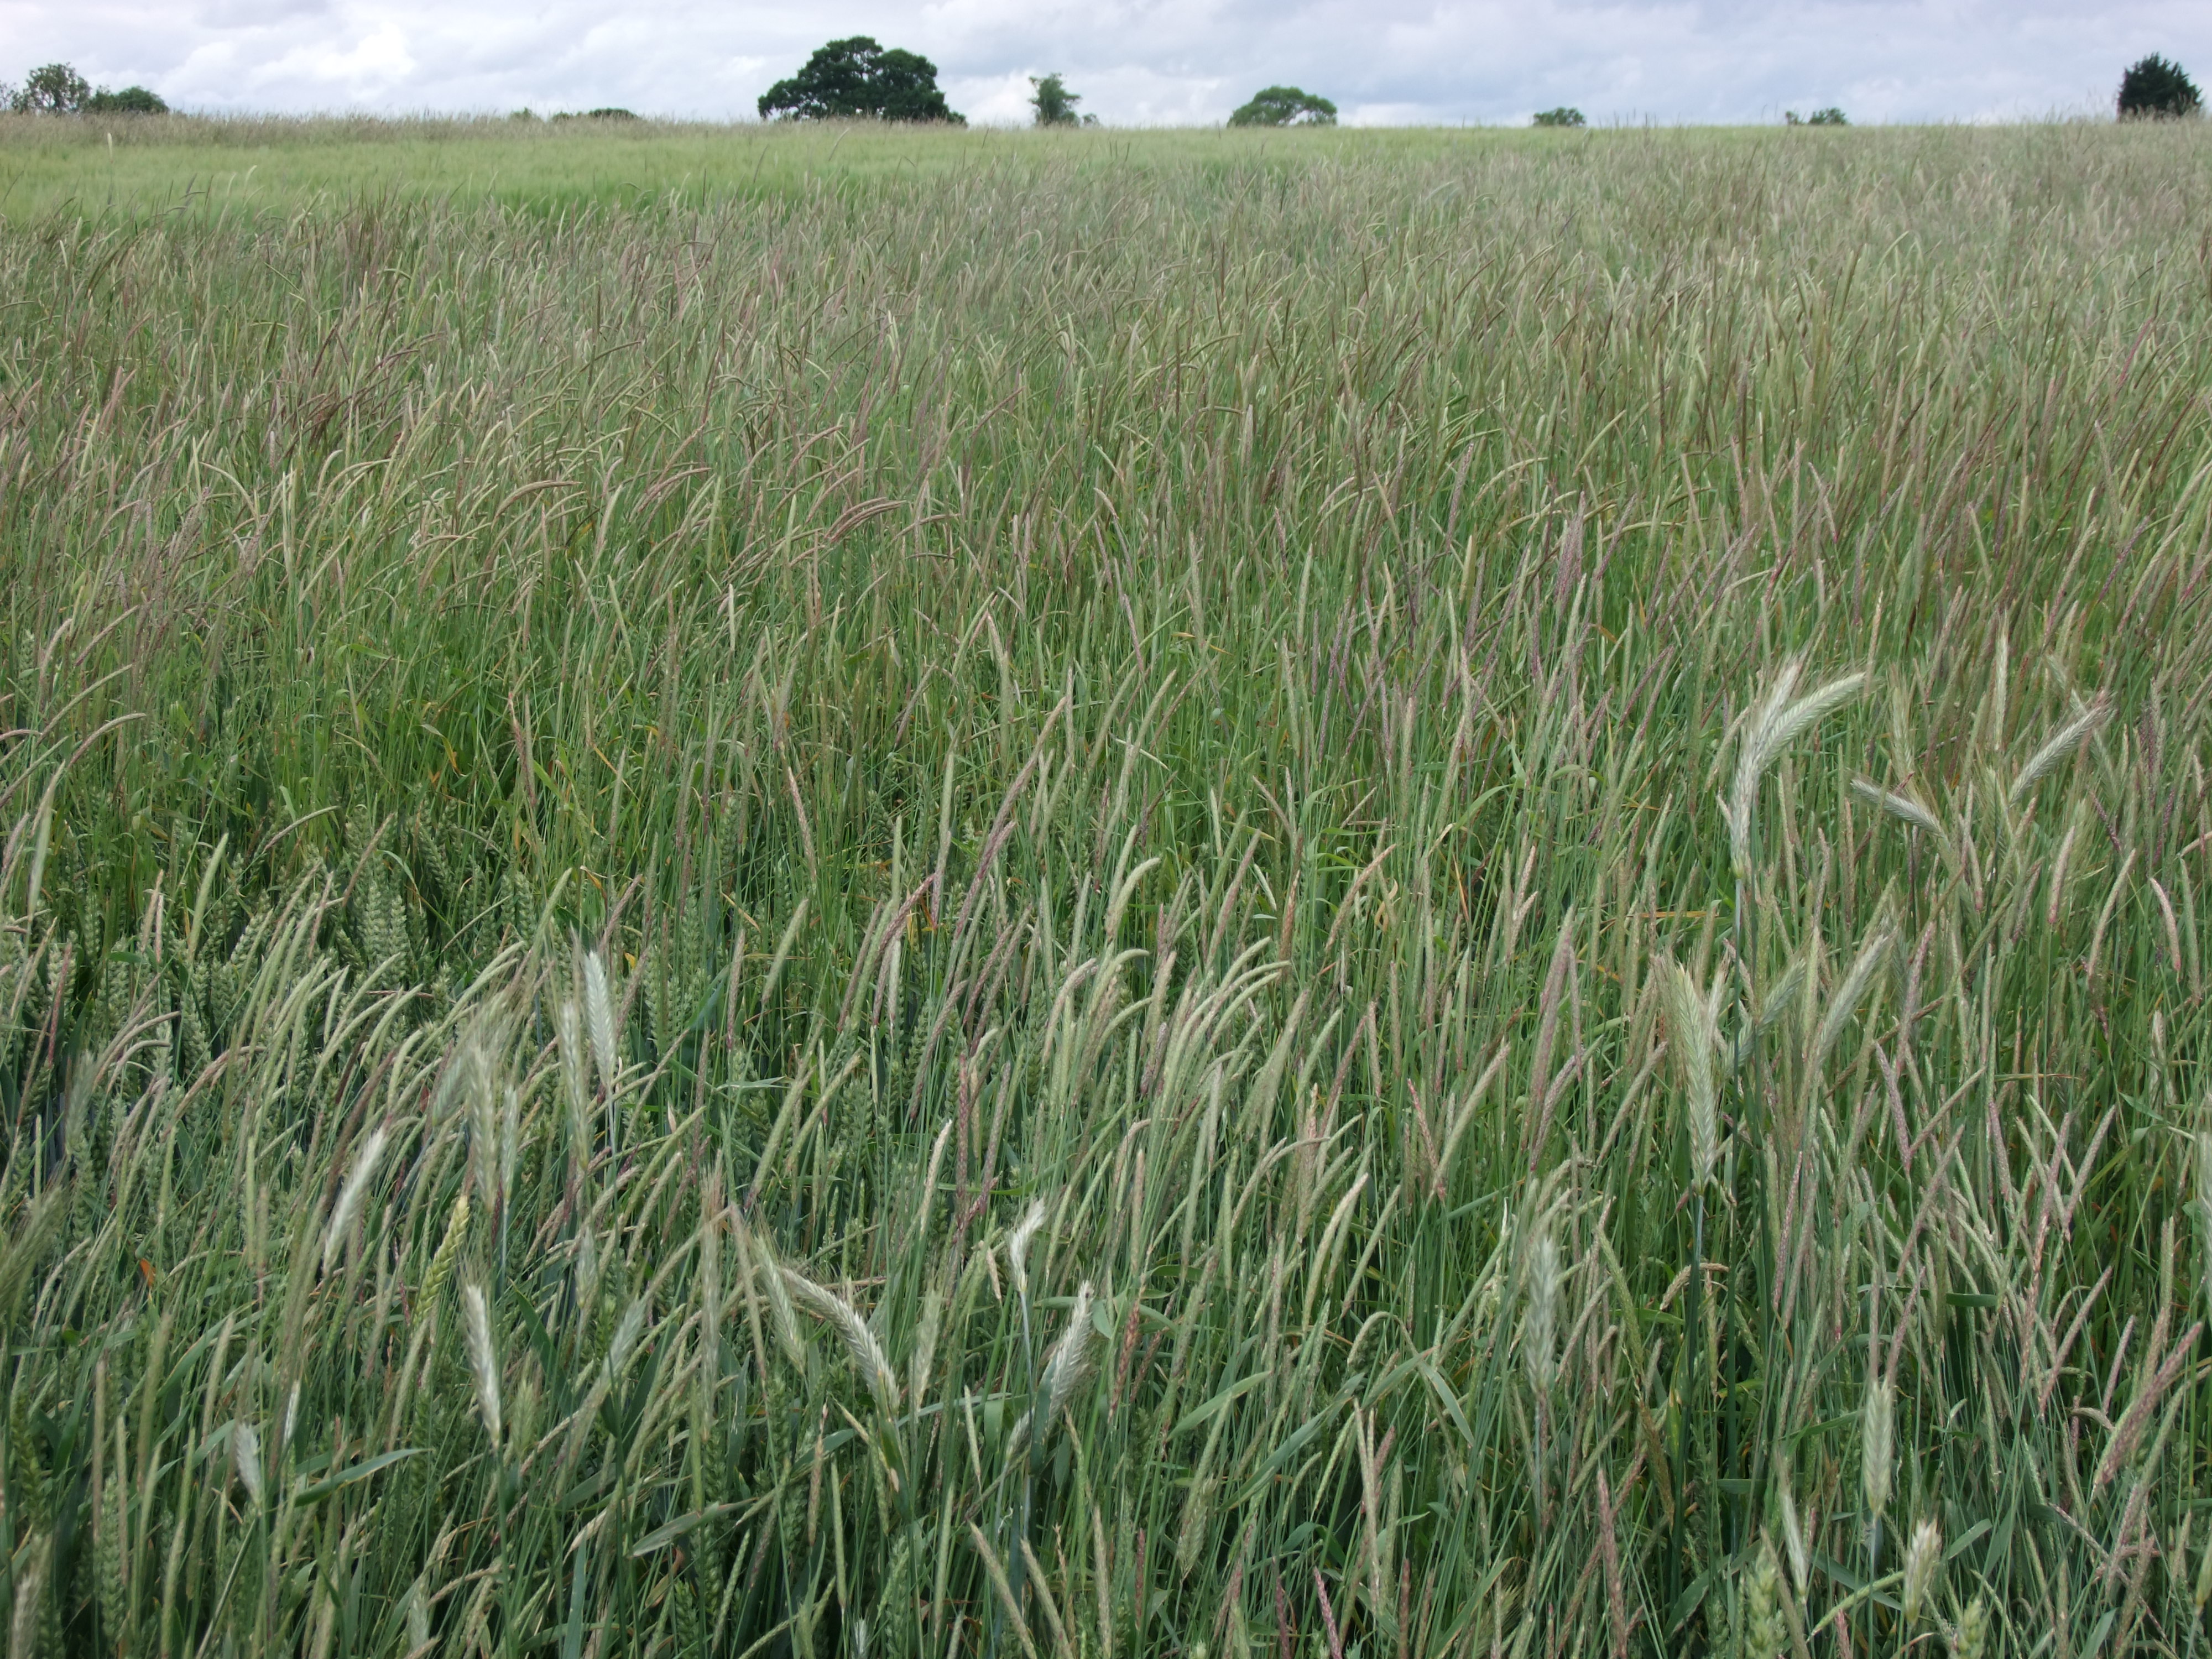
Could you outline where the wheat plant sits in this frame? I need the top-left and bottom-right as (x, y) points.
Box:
(1, 114), (2210, 1657)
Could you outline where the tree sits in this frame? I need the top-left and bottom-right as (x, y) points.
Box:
(84, 86), (168, 114)
(12, 62), (91, 113)
(1531, 107), (1585, 128)
(1029, 74), (1082, 127)
(2117, 54), (2201, 119)
(1784, 107), (1848, 125)
(1228, 86), (1337, 127)
(758, 37), (963, 123)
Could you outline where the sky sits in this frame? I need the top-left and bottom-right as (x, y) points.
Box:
(4, 0), (2208, 127)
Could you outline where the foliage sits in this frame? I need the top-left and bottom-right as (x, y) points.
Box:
(1, 122), (2211, 1659)
(10, 62), (90, 113)
(758, 36), (962, 124)
(1226, 85), (1337, 127)
(1532, 106), (1586, 127)
(82, 85), (167, 114)
(7, 66), (168, 115)
(1028, 74), (1083, 127)
(2119, 54), (2202, 119)
(1786, 106), (1849, 126)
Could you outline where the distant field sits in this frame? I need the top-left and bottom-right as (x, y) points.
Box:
(0, 112), (1588, 218)
(3, 117), (2211, 1659)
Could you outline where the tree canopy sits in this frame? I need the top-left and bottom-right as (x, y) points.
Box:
(1029, 74), (1082, 127)
(758, 37), (963, 123)
(1531, 107), (1585, 128)
(11, 63), (89, 113)
(84, 85), (168, 113)
(6, 64), (166, 114)
(2118, 55), (2201, 119)
(1227, 86), (1337, 127)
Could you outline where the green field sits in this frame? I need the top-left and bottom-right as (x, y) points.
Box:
(3, 115), (2211, 1658)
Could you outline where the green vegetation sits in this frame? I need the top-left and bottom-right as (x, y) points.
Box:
(2119, 55), (2202, 120)
(1531, 106), (1586, 128)
(1029, 75), (1090, 128)
(1227, 86), (1338, 127)
(758, 38), (962, 124)
(3, 116), (2212, 1659)
(4, 63), (168, 116)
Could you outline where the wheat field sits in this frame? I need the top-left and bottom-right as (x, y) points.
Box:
(2, 115), (2211, 1659)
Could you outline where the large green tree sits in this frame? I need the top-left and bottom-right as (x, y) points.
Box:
(85, 85), (168, 113)
(11, 62), (90, 113)
(758, 36), (962, 123)
(2117, 54), (2201, 118)
(1227, 85), (1337, 127)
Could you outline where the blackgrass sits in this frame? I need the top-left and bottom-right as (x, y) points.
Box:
(2, 116), (2211, 1657)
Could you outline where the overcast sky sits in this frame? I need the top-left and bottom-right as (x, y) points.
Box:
(5, 0), (2206, 126)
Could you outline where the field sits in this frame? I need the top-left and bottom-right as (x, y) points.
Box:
(3, 113), (2212, 1658)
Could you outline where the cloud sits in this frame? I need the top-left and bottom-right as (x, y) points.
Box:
(0, 0), (2205, 122)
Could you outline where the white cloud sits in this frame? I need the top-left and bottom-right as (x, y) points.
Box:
(1, 0), (2205, 122)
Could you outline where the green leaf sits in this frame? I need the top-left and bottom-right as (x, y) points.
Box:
(1167, 1369), (1267, 1441)
(291, 1448), (424, 1506)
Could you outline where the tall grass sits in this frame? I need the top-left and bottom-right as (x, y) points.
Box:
(2, 117), (2211, 1657)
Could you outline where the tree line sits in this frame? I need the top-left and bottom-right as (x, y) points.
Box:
(4, 47), (2200, 129)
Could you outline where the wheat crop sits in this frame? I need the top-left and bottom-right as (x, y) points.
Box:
(2, 114), (2210, 1657)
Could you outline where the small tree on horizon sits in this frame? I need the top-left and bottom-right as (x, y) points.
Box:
(758, 36), (963, 123)
(1030, 74), (1082, 127)
(7, 64), (166, 114)
(1228, 86), (1337, 127)
(11, 62), (91, 113)
(1531, 107), (1585, 128)
(2118, 55), (2201, 119)
(85, 85), (168, 113)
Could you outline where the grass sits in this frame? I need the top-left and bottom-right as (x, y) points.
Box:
(2, 113), (2211, 1658)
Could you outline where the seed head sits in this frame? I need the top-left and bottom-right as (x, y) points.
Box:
(781, 1267), (900, 1419)
(1862, 1373), (1894, 1522)
(557, 999), (589, 1160)
(1008, 1282), (1102, 1465)
(1041, 1281), (1100, 1425)
(232, 1422), (264, 1508)
(420, 1192), (471, 1318)
(1744, 1538), (1785, 1659)
(1952, 1594), (1989, 1659)
(2008, 695), (2112, 806)
(321, 1125), (388, 1271)
(2197, 1130), (2212, 1312)
(1777, 1463), (1809, 1593)
(1657, 954), (1719, 1188)
(462, 1282), (502, 1449)
(582, 948), (619, 1095)
(1902, 1516), (1940, 1625)
(1520, 1220), (1559, 1398)
(1726, 661), (1865, 875)
(1006, 1197), (1048, 1307)
(1850, 778), (1945, 840)
(1814, 927), (1892, 1073)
